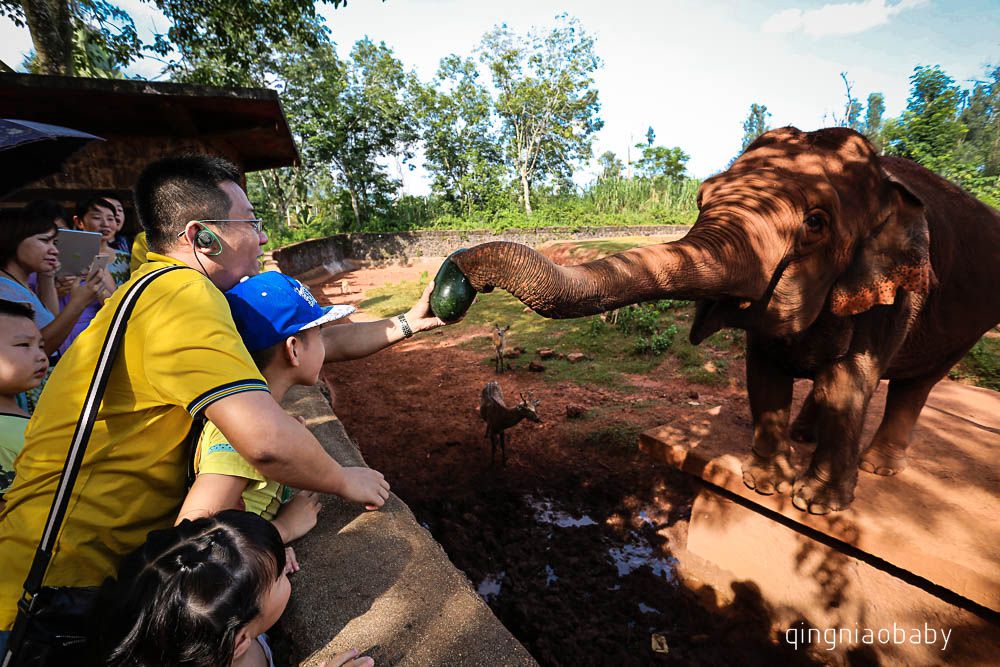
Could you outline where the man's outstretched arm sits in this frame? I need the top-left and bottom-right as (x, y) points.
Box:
(204, 391), (390, 509)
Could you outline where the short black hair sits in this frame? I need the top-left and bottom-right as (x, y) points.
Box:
(249, 332), (307, 370)
(74, 196), (115, 221)
(24, 199), (68, 227)
(94, 191), (123, 205)
(0, 299), (35, 321)
(133, 155), (242, 253)
(0, 208), (57, 267)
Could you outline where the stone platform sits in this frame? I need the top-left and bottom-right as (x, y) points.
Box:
(278, 385), (536, 667)
(640, 379), (999, 665)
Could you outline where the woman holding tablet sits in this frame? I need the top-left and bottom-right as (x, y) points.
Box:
(0, 208), (103, 407)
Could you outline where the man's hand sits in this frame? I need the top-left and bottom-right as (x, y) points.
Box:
(403, 280), (449, 333)
(274, 490), (322, 543)
(338, 467), (390, 510)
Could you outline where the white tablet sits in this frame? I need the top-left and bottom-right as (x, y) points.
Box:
(56, 229), (102, 277)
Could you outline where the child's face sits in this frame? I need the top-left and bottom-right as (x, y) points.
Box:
(16, 229), (59, 274)
(297, 326), (326, 386)
(256, 567), (291, 634)
(0, 315), (48, 395)
(76, 205), (117, 243)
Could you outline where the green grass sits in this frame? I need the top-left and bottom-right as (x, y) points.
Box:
(950, 336), (1000, 391)
(360, 275), (741, 389)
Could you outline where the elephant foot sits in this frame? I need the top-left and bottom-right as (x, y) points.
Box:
(859, 444), (909, 476)
(742, 450), (796, 496)
(791, 474), (855, 514)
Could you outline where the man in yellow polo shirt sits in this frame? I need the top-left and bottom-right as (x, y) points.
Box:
(0, 155), (391, 640)
(129, 230), (148, 273)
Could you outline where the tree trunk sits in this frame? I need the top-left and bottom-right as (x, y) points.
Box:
(520, 170), (532, 216)
(348, 188), (361, 230)
(21, 0), (73, 75)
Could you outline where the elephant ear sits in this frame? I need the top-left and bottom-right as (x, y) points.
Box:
(829, 174), (934, 317)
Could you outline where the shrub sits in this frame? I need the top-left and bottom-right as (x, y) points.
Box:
(615, 304), (660, 336)
(633, 325), (678, 355)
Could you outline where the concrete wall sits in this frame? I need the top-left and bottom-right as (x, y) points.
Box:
(270, 225), (692, 276)
(278, 385), (537, 666)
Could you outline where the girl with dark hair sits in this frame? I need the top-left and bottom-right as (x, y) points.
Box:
(0, 208), (102, 357)
(99, 510), (373, 667)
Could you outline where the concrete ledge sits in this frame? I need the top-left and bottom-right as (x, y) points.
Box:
(640, 379), (1000, 664)
(671, 488), (1000, 665)
(279, 385), (536, 666)
(640, 379), (1000, 612)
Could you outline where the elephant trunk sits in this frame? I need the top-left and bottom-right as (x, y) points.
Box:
(451, 231), (769, 319)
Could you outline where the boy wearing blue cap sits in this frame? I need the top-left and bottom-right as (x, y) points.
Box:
(177, 271), (443, 565)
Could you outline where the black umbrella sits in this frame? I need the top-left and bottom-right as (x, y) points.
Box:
(0, 118), (104, 197)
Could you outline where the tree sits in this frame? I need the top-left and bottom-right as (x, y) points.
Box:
(274, 38), (419, 230)
(2, 0), (138, 75)
(598, 150), (624, 180)
(881, 64), (999, 205)
(0, 0), (353, 82)
(959, 65), (999, 179)
(832, 72), (863, 131)
(479, 14), (604, 215)
(415, 55), (506, 215)
(863, 92), (886, 149)
(633, 144), (689, 182)
(740, 103), (771, 153)
(883, 65), (967, 172)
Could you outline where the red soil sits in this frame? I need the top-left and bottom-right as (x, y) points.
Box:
(317, 261), (817, 666)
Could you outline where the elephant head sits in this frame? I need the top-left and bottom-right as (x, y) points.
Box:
(450, 127), (934, 342)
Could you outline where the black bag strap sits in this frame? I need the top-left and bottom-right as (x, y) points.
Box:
(3, 265), (185, 667)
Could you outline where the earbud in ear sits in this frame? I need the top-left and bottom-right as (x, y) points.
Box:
(193, 227), (222, 256)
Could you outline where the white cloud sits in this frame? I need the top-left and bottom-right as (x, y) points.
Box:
(762, 0), (929, 37)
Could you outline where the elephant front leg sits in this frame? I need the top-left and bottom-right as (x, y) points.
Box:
(742, 342), (796, 495)
(861, 369), (947, 476)
(793, 360), (879, 514)
(789, 388), (817, 443)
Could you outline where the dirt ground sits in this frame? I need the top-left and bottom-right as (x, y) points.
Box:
(318, 261), (818, 666)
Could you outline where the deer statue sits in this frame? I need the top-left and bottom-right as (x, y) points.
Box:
(480, 381), (541, 465)
(491, 323), (511, 373)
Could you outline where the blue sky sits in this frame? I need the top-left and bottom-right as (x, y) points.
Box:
(2, 0), (997, 191)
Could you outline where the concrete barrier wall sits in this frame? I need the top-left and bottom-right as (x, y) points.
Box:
(270, 225), (692, 275)
(278, 385), (537, 666)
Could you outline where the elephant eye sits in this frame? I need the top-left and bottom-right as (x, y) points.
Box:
(803, 214), (825, 233)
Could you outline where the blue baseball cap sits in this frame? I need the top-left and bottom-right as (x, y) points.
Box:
(225, 272), (355, 352)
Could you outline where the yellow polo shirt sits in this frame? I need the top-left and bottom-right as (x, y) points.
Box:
(129, 231), (149, 273)
(0, 253), (267, 629)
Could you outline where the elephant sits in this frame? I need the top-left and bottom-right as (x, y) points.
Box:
(446, 126), (1000, 514)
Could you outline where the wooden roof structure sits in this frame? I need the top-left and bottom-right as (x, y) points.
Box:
(0, 73), (298, 205)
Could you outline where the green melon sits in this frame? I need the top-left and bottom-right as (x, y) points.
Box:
(430, 250), (476, 322)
